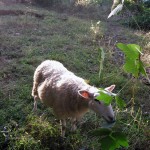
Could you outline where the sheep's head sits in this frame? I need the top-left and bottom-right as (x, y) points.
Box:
(78, 85), (116, 124)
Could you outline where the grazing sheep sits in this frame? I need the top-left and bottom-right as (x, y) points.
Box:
(32, 60), (115, 137)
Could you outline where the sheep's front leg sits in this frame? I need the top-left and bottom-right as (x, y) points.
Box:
(60, 119), (66, 137)
(71, 118), (77, 132)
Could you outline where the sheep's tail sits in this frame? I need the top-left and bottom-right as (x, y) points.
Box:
(32, 69), (42, 97)
(32, 69), (42, 112)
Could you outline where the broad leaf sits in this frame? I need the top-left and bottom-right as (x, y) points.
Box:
(90, 127), (129, 150)
(99, 136), (116, 150)
(111, 132), (129, 148)
(115, 96), (126, 108)
(123, 57), (139, 77)
(96, 91), (113, 105)
(127, 44), (142, 57)
(117, 43), (139, 59)
(117, 43), (147, 78)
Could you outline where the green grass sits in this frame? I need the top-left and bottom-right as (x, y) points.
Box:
(0, 2), (149, 150)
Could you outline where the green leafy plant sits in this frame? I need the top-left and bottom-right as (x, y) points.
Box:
(128, 8), (150, 30)
(96, 43), (149, 107)
(90, 128), (129, 150)
(117, 43), (146, 77)
(124, 1), (150, 30)
(92, 43), (149, 150)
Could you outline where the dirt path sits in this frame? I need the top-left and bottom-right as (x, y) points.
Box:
(0, 0), (30, 5)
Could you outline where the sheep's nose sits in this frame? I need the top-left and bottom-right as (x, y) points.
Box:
(108, 116), (116, 123)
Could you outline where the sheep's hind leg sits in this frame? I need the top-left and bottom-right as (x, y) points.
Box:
(33, 96), (38, 112)
(71, 118), (77, 132)
(60, 119), (66, 137)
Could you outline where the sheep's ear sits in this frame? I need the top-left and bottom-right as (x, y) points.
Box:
(78, 90), (91, 99)
(105, 85), (115, 92)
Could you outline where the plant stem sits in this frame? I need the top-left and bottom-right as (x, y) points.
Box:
(130, 82), (136, 117)
(117, 77), (133, 95)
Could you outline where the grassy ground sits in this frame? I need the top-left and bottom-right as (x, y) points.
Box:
(0, 1), (149, 150)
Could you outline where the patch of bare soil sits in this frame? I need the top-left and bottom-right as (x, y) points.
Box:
(0, 0), (44, 18)
(0, 0), (31, 6)
(0, 56), (12, 69)
(0, 9), (44, 19)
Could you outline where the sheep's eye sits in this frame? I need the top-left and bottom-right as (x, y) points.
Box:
(94, 99), (101, 104)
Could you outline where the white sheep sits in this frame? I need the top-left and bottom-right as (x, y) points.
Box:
(32, 60), (115, 137)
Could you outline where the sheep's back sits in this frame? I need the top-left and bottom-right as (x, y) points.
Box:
(36, 60), (89, 119)
(36, 60), (68, 81)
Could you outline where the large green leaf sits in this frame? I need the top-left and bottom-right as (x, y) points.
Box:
(127, 44), (142, 56)
(117, 43), (146, 78)
(117, 43), (139, 59)
(90, 127), (129, 150)
(96, 91), (113, 105)
(99, 136), (116, 150)
(99, 132), (128, 150)
(111, 132), (129, 148)
(123, 57), (140, 77)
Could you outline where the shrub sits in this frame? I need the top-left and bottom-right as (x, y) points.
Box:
(128, 8), (150, 30)
(124, 1), (150, 30)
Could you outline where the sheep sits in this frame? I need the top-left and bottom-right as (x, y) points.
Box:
(32, 60), (115, 137)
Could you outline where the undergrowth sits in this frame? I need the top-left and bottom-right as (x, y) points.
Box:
(124, 1), (150, 30)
